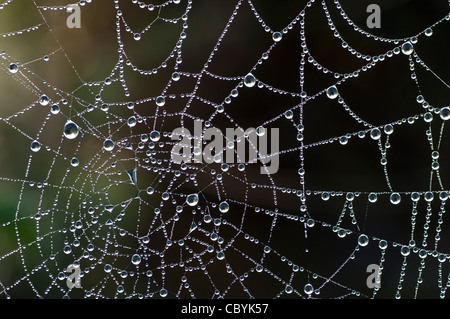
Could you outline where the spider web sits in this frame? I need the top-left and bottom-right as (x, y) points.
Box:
(0, 0), (449, 299)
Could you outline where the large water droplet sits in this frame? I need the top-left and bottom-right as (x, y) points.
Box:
(30, 140), (41, 152)
(272, 32), (282, 42)
(358, 234), (369, 247)
(326, 86), (338, 99)
(400, 246), (410, 256)
(172, 72), (180, 81)
(186, 193), (199, 206)
(379, 240), (388, 250)
(370, 128), (381, 140)
(244, 73), (256, 88)
(304, 283), (314, 295)
(219, 201), (229, 213)
(160, 289), (168, 298)
(401, 41), (414, 55)
(390, 192), (401, 205)
(9, 63), (18, 74)
(104, 264), (112, 273)
(384, 124), (394, 135)
(256, 126), (266, 137)
(71, 157), (79, 167)
(368, 193), (378, 203)
(63, 120), (79, 140)
(39, 95), (49, 106)
(51, 104), (60, 114)
(103, 139), (115, 151)
(127, 116), (137, 127)
(156, 96), (166, 107)
(63, 245), (72, 254)
(440, 107), (450, 121)
(321, 192), (330, 201)
(217, 251), (225, 260)
(150, 130), (160, 142)
(411, 192), (420, 202)
(131, 254), (141, 265)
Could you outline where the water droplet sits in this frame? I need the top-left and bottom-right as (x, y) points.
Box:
(71, 157), (79, 167)
(401, 41), (414, 55)
(127, 116), (137, 127)
(63, 245), (72, 254)
(368, 193), (378, 203)
(104, 264), (112, 273)
(162, 192), (170, 201)
(304, 283), (314, 295)
(188, 221), (198, 233)
(419, 249), (427, 259)
(440, 107), (450, 121)
(156, 96), (166, 107)
(384, 124), (394, 135)
(411, 192), (420, 202)
(186, 193), (199, 207)
(103, 139), (115, 151)
(9, 63), (18, 74)
(217, 251), (225, 260)
(172, 72), (180, 81)
(127, 168), (137, 185)
(272, 32), (282, 42)
(285, 285), (293, 294)
(321, 192), (330, 201)
(39, 95), (49, 106)
(400, 246), (410, 256)
(30, 141), (41, 152)
(326, 86), (338, 99)
(131, 254), (141, 265)
(370, 128), (381, 140)
(63, 120), (79, 140)
(358, 234), (369, 247)
(379, 240), (388, 250)
(160, 289), (168, 298)
(244, 73), (256, 88)
(256, 126), (265, 137)
(424, 191), (434, 202)
(51, 104), (60, 114)
(425, 28), (433, 37)
(219, 201), (229, 213)
(390, 192), (401, 205)
(284, 110), (293, 119)
(339, 136), (348, 145)
(134, 33), (141, 41)
(337, 228), (346, 238)
(150, 130), (160, 142)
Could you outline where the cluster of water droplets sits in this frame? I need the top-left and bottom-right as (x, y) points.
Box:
(0, 0), (449, 301)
